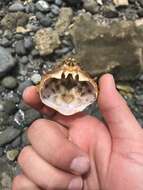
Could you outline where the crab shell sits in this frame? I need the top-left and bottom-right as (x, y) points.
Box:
(38, 58), (98, 115)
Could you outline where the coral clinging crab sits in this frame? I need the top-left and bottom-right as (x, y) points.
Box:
(38, 58), (98, 115)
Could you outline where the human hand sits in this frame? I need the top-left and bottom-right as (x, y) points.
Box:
(12, 74), (143, 190)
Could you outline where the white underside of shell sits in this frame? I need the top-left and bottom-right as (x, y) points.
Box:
(40, 85), (96, 115)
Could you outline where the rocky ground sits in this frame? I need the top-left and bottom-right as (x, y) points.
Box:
(0, 0), (143, 189)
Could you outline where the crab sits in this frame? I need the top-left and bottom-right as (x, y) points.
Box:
(38, 58), (98, 115)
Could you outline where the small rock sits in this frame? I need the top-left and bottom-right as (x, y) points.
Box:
(18, 80), (32, 94)
(21, 130), (29, 147)
(39, 15), (53, 27)
(24, 36), (33, 50)
(55, 7), (73, 34)
(51, 4), (60, 15)
(6, 149), (19, 161)
(24, 109), (41, 126)
(113, 0), (129, 7)
(16, 26), (31, 34)
(20, 56), (29, 65)
(1, 173), (12, 190)
(36, 0), (50, 12)
(15, 40), (27, 56)
(35, 28), (61, 56)
(0, 127), (21, 146)
(137, 0), (143, 8)
(117, 84), (134, 93)
(0, 112), (9, 131)
(31, 73), (41, 84)
(3, 100), (17, 115)
(11, 136), (21, 148)
(0, 46), (16, 78)
(0, 37), (11, 47)
(83, 0), (98, 13)
(1, 76), (18, 89)
(55, 0), (63, 6)
(9, 2), (25, 12)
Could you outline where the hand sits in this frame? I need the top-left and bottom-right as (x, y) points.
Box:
(12, 74), (143, 190)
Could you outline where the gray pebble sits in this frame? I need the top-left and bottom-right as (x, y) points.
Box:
(0, 46), (16, 78)
(40, 15), (53, 27)
(11, 136), (21, 148)
(18, 80), (32, 94)
(0, 38), (11, 47)
(9, 2), (25, 12)
(51, 4), (60, 15)
(3, 100), (17, 115)
(36, 0), (50, 12)
(24, 109), (42, 126)
(0, 127), (21, 146)
(55, 0), (63, 6)
(21, 130), (29, 147)
(15, 40), (27, 56)
(1, 76), (18, 89)
(0, 112), (9, 131)
(20, 56), (29, 65)
(24, 36), (33, 50)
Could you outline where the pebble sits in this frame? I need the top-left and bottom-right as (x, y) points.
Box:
(18, 80), (32, 94)
(39, 15), (53, 27)
(113, 0), (129, 6)
(3, 100), (17, 115)
(83, 0), (98, 13)
(63, 0), (82, 7)
(0, 46), (15, 78)
(21, 130), (29, 147)
(24, 36), (33, 50)
(24, 109), (42, 126)
(15, 40), (27, 56)
(11, 136), (21, 148)
(36, 0), (50, 12)
(51, 4), (60, 15)
(20, 56), (29, 65)
(55, 0), (63, 6)
(0, 37), (11, 47)
(9, 2), (25, 12)
(31, 73), (41, 84)
(1, 76), (18, 89)
(0, 112), (9, 131)
(6, 149), (19, 161)
(0, 127), (21, 146)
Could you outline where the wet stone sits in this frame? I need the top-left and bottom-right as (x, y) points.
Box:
(24, 36), (33, 50)
(9, 2), (25, 12)
(3, 100), (17, 115)
(36, 0), (50, 12)
(51, 4), (60, 15)
(31, 73), (41, 84)
(39, 15), (53, 27)
(15, 40), (27, 56)
(0, 112), (9, 131)
(0, 127), (21, 146)
(1, 76), (18, 89)
(0, 46), (16, 78)
(24, 109), (42, 126)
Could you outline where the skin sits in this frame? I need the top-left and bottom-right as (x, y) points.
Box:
(12, 74), (143, 190)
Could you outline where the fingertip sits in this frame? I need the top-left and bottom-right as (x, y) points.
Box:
(99, 74), (115, 90)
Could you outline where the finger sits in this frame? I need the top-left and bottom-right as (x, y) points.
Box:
(12, 174), (41, 190)
(22, 86), (55, 116)
(28, 119), (90, 175)
(18, 146), (83, 190)
(98, 74), (141, 138)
